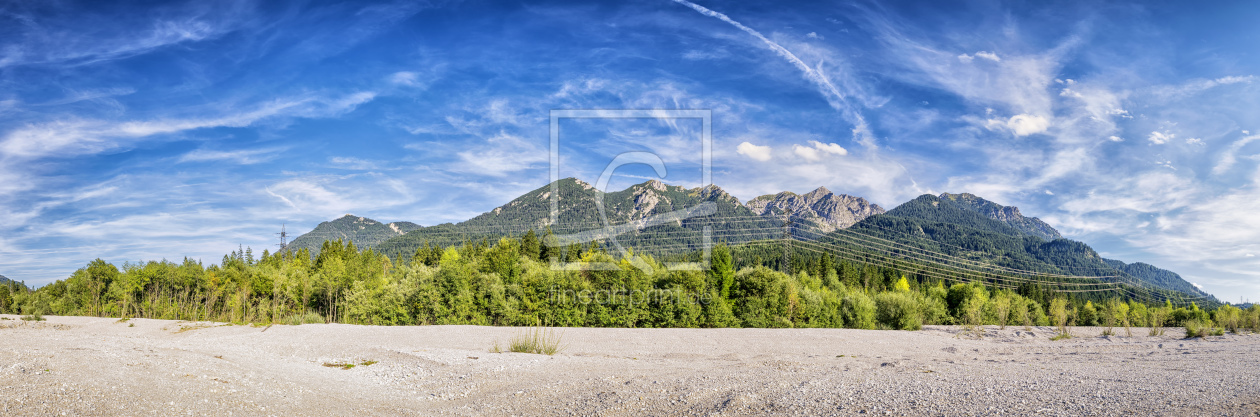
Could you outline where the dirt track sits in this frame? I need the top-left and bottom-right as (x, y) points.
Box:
(2, 315), (1258, 416)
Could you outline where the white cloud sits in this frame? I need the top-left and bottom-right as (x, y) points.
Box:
(806, 32), (822, 40)
(389, 71), (422, 87)
(1108, 136), (1124, 142)
(1148, 131), (1174, 145)
(792, 140), (848, 161)
(736, 141), (772, 161)
(178, 147), (284, 164)
(0, 91), (377, 160)
(988, 114), (1050, 136)
(1186, 138), (1204, 146)
(957, 51), (1000, 63)
(1192, 282), (1204, 290)
(1212, 135), (1260, 175)
(1045, 189), (1054, 195)
(451, 132), (547, 177)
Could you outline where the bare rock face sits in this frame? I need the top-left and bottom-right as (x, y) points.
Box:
(745, 187), (885, 232)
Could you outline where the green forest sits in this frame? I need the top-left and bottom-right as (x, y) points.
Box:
(3, 231), (1256, 337)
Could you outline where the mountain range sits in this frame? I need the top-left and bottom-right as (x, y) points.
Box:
(289, 178), (1216, 303)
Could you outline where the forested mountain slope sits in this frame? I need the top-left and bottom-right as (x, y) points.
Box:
(938, 193), (1062, 241)
(1103, 259), (1214, 299)
(288, 215), (422, 256)
(825, 193), (1215, 303)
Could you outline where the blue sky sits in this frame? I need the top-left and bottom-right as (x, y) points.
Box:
(1, 0), (1258, 303)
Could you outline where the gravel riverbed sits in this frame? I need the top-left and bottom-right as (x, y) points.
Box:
(2, 315), (1257, 416)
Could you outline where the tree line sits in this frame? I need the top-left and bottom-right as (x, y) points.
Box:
(3, 231), (1256, 335)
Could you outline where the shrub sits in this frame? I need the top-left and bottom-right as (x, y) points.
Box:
(874, 292), (922, 330)
(282, 311), (326, 325)
(1049, 298), (1070, 338)
(1129, 302), (1148, 328)
(731, 267), (795, 328)
(946, 282), (988, 320)
(841, 291), (876, 330)
(992, 291), (1013, 330)
(1029, 300), (1050, 326)
(918, 292), (950, 325)
(1214, 305), (1242, 334)
(1148, 307), (1168, 336)
(1184, 318), (1207, 338)
(1079, 301), (1098, 327)
(1012, 298), (1030, 330)
(21, 312), (45, 322)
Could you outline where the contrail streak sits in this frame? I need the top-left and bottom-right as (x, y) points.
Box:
(669, 0), (874, 147)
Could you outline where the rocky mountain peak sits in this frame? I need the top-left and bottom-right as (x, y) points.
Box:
(746, 187), (885, 232)
(803, 186), (833, 202)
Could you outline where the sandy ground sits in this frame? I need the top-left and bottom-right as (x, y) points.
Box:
(2, 315), (1258, 416)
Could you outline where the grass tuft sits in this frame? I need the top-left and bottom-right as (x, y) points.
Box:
(509, 325), (564, 355)
(21, 312), (45, 322)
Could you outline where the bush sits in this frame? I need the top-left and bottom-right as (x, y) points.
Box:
(874, 292), (922, 330)
(1148, 307), (1168, 336)
(841, 291), (876, 330)
(282, 311), (326, 325)
(918, 292), (950, 325)
(1079, 301), (1098, 327)
(992, 291), (1013, 329)
(1184, 318), (1207, 338)
(946, 282), (988, 320)
(730, 267), (795, 328)
(1049, 298), (1070, 338)
(1214, 305), (1242, 334)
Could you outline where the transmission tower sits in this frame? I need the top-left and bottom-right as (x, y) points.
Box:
(276, 224), (289, 262)
(781, 209), (794, 275)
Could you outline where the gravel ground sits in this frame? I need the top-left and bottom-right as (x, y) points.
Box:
(2, 314), (1258, 416)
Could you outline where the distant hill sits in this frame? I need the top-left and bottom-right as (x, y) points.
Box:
(0, 274), (9, 284)
(287, 215), (422, 256)
(1102, 259), (1215, 300)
